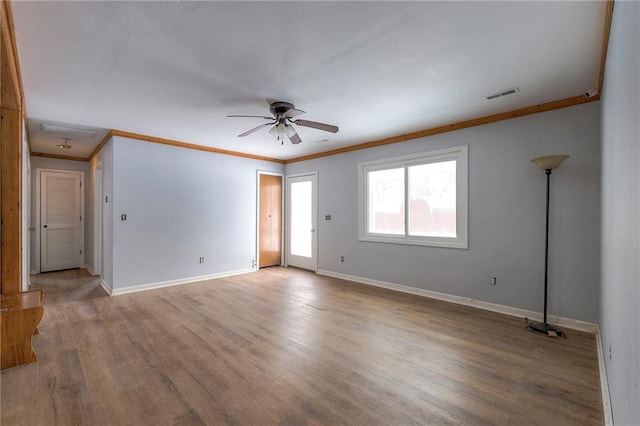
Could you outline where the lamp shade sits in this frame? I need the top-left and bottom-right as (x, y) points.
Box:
(530, 155), (570, 170)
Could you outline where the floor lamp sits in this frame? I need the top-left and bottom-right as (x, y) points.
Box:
(529, 154), (569, 336)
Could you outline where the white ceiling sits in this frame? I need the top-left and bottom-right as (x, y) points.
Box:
(13, 1), (606, 161)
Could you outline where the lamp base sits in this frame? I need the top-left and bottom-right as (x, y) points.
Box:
(527, 321), (566, 337)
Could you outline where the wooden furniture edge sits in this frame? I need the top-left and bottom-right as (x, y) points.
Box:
(1, 289), (44, 370)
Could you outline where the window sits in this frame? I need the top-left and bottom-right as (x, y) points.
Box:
(358, 145), (468, 249)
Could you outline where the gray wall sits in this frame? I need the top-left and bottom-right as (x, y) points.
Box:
(600, 1), (640, 424)
(286, 102), (601, 323)
(29, 156), (91, 273)
(89, 139), (114, 287)
(108, 136), (283, 290)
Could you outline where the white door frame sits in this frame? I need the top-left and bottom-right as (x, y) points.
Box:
(285, 171), (318, 271)
(256, 170), (285, 270)
(35, 168), (85, 273)
(23, 150), (30, 290)
(93, 163), (103, 276)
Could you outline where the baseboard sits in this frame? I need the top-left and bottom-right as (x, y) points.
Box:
(111, 268), (254, 296)
(316, 270), (598, 334)
(595, 326), (614, 425)
(99, 279), (113, 296)
(84, 264), (95, 276)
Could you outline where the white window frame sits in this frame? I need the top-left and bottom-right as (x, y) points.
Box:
(358, 145), (468, 249)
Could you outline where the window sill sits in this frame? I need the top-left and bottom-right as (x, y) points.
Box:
(359, 235), (468, 249)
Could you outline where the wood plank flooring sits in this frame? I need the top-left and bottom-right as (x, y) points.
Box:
(29, 268), (109, 305)
(1, 267), (603, 425)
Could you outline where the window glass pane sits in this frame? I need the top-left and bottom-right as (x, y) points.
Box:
(290, 181), (312, 257)
(408, 160), (456, 237)
(367, 168), (404, 235)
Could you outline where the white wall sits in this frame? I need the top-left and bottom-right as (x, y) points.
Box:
(286, 102), (601, 323)
(29, 156), (91, 274)
(108, 137), (283, 290)
(90, 139), (114, 288)
(600, 1), (640, 424)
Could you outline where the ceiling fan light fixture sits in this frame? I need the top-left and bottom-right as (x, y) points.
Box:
(269, 122), (291, 140)
(56, 138), (73, 149)
(229, 101), (339, 145)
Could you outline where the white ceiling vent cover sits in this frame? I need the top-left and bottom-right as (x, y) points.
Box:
(40, 123), (97, 139)
(485, 87), (520, 100)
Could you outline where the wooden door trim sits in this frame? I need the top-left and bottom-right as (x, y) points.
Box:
(256, 171), (284, 269)
(35, 168), (85, 273)
(1, 108), (23, 294)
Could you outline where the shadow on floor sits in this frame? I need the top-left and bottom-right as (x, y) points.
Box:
(30, 268), (109, 305)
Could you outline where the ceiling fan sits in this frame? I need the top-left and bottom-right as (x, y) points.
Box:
(227, 101), (339, 145)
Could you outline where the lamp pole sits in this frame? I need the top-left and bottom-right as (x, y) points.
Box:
(543, 169), (551, 324)
(529, 154), (569, 336)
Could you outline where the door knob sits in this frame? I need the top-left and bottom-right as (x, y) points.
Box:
(43, 225), (48, 228)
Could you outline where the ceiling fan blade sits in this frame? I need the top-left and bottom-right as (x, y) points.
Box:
(284, 108), (306, 118)
(294, 119), (339, 133)
(227, 115), (274, 120)
(238, 122), (273, 137)
(288, 128), (302, 144)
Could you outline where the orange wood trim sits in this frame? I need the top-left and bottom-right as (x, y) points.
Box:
(88, 130), (114, 160)
(1, 289), (44, 369)
(0, 7), (18, 109)
(109, 129), (285, 164)
(597, 0), (615, 95)
(30, 151), (89, 162)
(1, 0), (23, 110)
(285, 95), (598, 164)
(1, 107), (23, 295)
(0, 46), (19, 110)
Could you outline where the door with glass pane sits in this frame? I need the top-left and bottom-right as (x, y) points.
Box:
(286, 173), (317, 271)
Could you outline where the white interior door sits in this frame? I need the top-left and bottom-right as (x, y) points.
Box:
(40, 170), (84, 272)
(286, 173), (317, 271)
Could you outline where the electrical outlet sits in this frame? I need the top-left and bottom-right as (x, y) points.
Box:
(340, 256), (345, 263)
(199, 257), (205, 263)
(609, 344), (612, 361)
(490, 277), (497, 286)
(252, 259), (257, 268)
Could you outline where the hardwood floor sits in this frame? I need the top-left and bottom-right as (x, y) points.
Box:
(1, 267), (603, 425)
(29, 268), (109, 305)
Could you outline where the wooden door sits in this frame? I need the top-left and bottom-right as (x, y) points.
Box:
(40, 170), (83, 272)
(259, 174), (282, 268)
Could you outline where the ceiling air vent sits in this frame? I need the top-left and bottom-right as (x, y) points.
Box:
(40, 123), (97, 139)
(485, 87), (520, 101)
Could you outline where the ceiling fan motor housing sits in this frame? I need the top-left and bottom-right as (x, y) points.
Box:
(269, 101), (295, 117)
